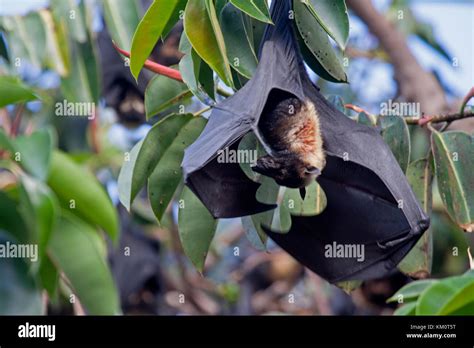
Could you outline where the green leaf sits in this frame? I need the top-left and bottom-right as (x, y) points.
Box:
(145, 74), (192, 119)
(230, 0), (272, 24)
(276, 181), (326, 233)
(13, 129), (52, 181)
(238, 132), (266, 183)
(398, 158), (433, 278)
(198, 59), (216, 99)
(19, 174), (59, 262)
(0, 76), (38, 108)
(39, 9), (71, 76)
(294, 0), (347, 83)
(416, 275), (474, 315)
(179, 33), (213, 103)
(0, 233), (42, 315)
(302, 0), (350, 49)
(394, 302), (416, 316)
(162, 0), (188, 39)
(220, 2), (258, 79)
(102, 0), (141, 51)
(184, 0), (233, 86)
(0, 128), (15, 153)
(38, 254), (59, 298)
(241, 176), (279, 248)
(178, 187), (217, 273)
(47, 151), (119, 241)
(377, 115), (411, 173)
(51, 0), (87, 43)
(61, 38), (100, 103)
(282, 181), (326, 216)
(130, 0), (187, 80)
(250, 176), (279, 240)
(49, 212), (121, 314)
(431, 130), (474, 232)
(148, 114), (207, 223)
(118, 114), (203, 212)
(241, 216), (267, 251)
(387, 279), (436, 303)
(1, 14), (46, 69)
(0, 191), (30, 244)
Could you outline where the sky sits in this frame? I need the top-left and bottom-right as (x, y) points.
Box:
(0, 0), (472, 98)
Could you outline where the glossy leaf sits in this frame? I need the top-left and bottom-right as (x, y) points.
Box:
(184, 0), (233, 86)
(61, 36), (100, 103)
(431, 130), (474, 232)
(49, 212), (121, 314)
(251, 176), (279, 240)
(387, 279), (436, 303)
(179, 33), (214, 103)
(178, 187), (217, 273)
(416, 275), (474, 315)
(398, 158), (433, 278)
(294, 0), (347, 83)
(238, 132), (266, 183)
(282, 181), (327, 217)
(230, 0), (272, 24)
(19, 174), (59, 262)
(302, 0), (349, 49)
(1, 13), (46, 69)
(13, 129), (52, 181)
(0, 191), (30, 244)
(118, 114), (202, 212)
(0, 233), (42, 315)
(145, 74), (192, 119)
(148, 114), (207, 223)
(47, 151), (119, 241)
(377, 115), (411, 173)
(241, 215), (267, 251)
(130, 0), (187, 80)
(220, 2), (258, 79)
(39, 9), (71, 76)
(102, 0), (141, 51)
(394, 302), (416, 316)
(0, 76), (38, 108)
(51, 0), (87, 43)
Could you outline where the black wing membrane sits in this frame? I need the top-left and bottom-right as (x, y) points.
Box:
(181, 0), (429, 282)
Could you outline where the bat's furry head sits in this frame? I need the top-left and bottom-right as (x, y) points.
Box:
(253, 96), (326, 188)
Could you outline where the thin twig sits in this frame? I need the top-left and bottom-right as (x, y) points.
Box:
(405, 111), (474, 126)
(193, 106), (212, 117)
(112, 42), (233, 98)
(112, 41), (183, 82)
(459, 86), (474, 115)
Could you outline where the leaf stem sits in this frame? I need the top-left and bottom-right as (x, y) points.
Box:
(193, 106), (212, 117)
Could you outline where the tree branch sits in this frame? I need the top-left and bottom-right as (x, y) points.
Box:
(346, 0), (448, 115)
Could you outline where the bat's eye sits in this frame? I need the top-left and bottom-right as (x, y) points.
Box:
(305, 166), (320, 176)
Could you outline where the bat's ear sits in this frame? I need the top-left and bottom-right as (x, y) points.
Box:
(305, 166), (321, 176)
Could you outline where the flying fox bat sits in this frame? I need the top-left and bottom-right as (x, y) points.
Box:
(181, 0), (429, 282)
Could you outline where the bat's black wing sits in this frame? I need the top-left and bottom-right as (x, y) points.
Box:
(182, 0), (429, 282)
